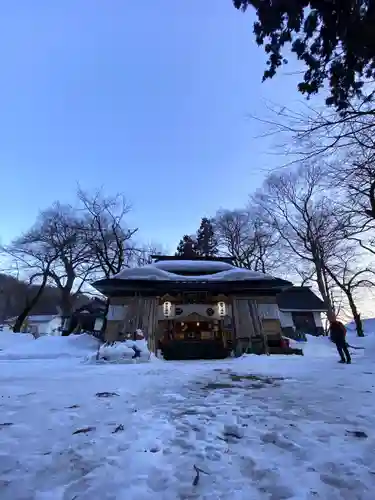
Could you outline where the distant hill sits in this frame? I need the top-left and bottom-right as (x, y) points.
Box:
(0, 273), (90, 322)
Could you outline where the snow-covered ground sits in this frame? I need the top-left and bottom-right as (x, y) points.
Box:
(0, 329), (375, 499)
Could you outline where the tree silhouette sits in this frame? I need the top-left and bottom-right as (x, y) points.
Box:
(196, 218), (218, 257)
(233, 0), (375, 111)
(175, 235), (198, 258)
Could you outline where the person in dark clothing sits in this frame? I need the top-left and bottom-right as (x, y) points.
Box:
(329, 319), (351, 364)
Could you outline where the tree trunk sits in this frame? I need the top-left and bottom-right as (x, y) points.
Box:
(99, 298), (110, 341)
(58, 289), (74, 336)
(365, 179), (375, 219)
(13, 277), (48, 334)
(323, 264), (365, 338)
(347, 291), (364, 337)
(60, 290), (73, 318)
(315, 262), (335, 318)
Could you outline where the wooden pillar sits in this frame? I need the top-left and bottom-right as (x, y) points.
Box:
(105, 321), (122, 342)
(233, 297), (256, 354)
(105, 302), (127, 342)
(140, 297), (158, 352)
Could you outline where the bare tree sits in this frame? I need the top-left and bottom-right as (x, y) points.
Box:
(259, 102), (375, 289)
(253, 99), (375, 221)
(254, 99), (375, 165)
(338, 148), (375, 228)
(255, 160), (375, 328)
(254, 162), (343, 317)
(322, 244), (375, 336)
(9, 203), (95, 319)
(13, 273), (51, 336)
(133, 244), (163, 267)
(78, 189), (138, 279)
(2, 238), (59, 332)
(214, 208), (281, 273)
(1, 189), (158, 334)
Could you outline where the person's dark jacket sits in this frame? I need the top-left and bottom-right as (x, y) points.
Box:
(330, 321), (346, 344)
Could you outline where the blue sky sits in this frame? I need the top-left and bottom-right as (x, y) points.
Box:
(0, 1), (301, 252)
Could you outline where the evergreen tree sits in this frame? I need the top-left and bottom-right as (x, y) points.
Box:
(175, 235), (198, 258)
(233, 0), (375, 112)
(196, 218), (218, 257)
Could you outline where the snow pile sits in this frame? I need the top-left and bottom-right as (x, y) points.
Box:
(346, 327), (375, 357)
(91, 330), (151, 364)
(289, 328), (375, 360)
(0, 328), (35, 351)
(301, 334), (339, 358)
(96, 342), (137, 362)
(347, 317), (375, 331)
(347, 317), (375, 337)
(0, 333), (100, 360)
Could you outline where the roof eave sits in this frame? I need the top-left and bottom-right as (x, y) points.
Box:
(92, 277), (292, 297)
(279, 308), (327, 312)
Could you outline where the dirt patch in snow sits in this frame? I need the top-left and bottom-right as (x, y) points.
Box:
(203, 382), (241, 390)
(229, 373), (284, 383)
(95, 391), (119, 398)
(201, 372), (285, 391)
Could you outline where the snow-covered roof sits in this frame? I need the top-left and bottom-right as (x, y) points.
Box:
(277, 287), (326, 311)
(152, 259), (234, 274)
(27, 315), (59, 323)
(5, 314), (59, 324)
(113, 260), (275, 282)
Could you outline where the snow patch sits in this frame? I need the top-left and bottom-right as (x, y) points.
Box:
(0, 329), (375, 498)
(1, 343), (375, 498)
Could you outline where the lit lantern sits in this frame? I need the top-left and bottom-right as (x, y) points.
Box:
(163, 301), (172, 317)
(217, 301), (226, 317)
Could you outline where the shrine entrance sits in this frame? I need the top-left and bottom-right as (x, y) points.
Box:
(174, 318), (219, 341)
(159, 313), (232, 360)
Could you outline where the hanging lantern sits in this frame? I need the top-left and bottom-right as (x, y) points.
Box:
(163, 301), (172, 317)
(217, 301), (226, 317)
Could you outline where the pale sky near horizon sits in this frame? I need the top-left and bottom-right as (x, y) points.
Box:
(0, 1), (304, 253)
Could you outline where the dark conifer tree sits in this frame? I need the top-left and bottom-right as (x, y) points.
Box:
(175, 235), (198, 258)
(195, 218), (218, 257)
(233, 0), (375, 112)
